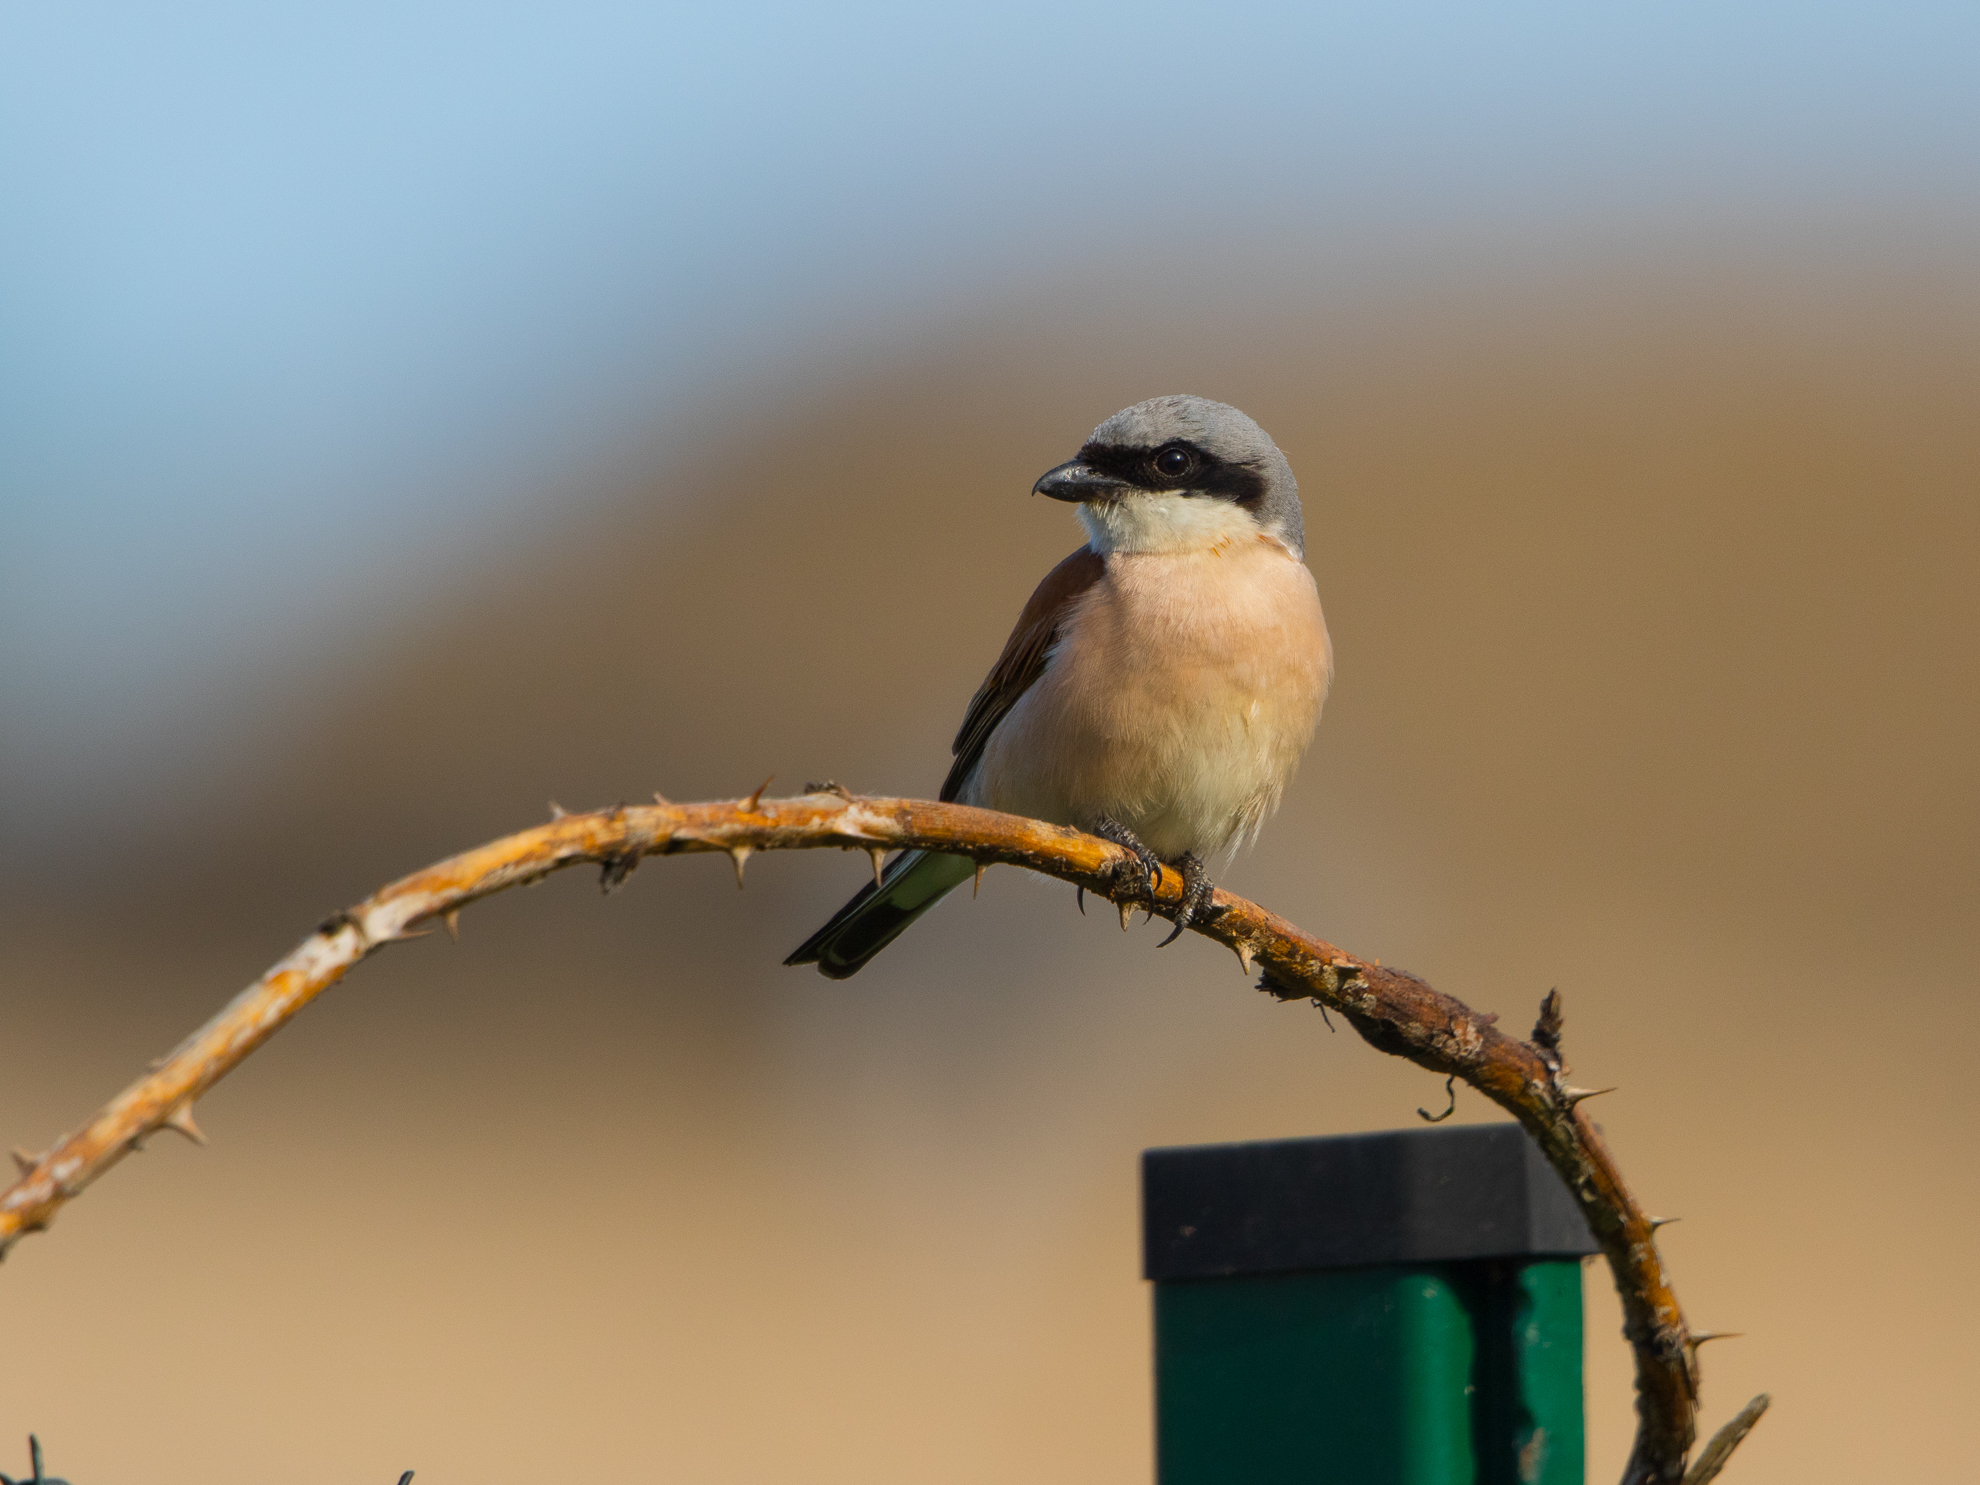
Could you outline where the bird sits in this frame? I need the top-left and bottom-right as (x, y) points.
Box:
(786, 394), (1331, 978)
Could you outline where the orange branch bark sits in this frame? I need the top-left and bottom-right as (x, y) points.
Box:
(0, 790), (1753, 1484)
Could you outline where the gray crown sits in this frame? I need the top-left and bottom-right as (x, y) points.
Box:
(1088, 395), (1304, 556)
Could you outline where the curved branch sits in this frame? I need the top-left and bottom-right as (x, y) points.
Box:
(1, 791), (1728, 1484)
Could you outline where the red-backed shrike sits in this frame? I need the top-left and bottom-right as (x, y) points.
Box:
(789, 395), (1331, 977)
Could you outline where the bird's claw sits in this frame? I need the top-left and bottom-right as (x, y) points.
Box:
(1110, 850), (1159, 916)
(1156, 853), (1224, 948)
(1093, 816), (1163, 925)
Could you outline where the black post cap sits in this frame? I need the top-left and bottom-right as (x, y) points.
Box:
(1143, 1124), (1598, 1282)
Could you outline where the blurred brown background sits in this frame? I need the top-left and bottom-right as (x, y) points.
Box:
(3, 230), (1978, 1483)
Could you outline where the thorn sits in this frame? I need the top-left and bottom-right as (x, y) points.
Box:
(147, 1057), (167, 1071)
(548, 800), (567, 820)
(743, 774), (774, 813)
(1532, 988), (1565, 1053)
(1688, 1330), (1743, 1350)
(805, 780), (853, 800)
(1075, 886), (1086, 916)
(1118, 900), (1133, 931)
(1233, 941), (1254, 976)
(867, 847), (886, 889)
(1649, 1215), (1681, 1231)
(652, 790), (672, 805)
(973, 862), (986, 898)
(393, 927), (433, 942)
(10, 1149), (36, 1176)
(161, 1104), (207, 1146)
(728, 845), (752, 888)
(1562, 1085), (1617, 1106)
(443, 910), (461, 942)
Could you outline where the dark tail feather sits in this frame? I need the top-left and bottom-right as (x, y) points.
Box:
(784, 849), (976, 978)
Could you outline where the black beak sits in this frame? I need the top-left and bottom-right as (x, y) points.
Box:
(1033, 459), (1129, 503)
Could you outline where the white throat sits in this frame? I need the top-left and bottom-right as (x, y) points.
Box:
(1077, 493), (1262, 555)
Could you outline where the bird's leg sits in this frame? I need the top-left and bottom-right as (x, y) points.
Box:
(1156, 852), (1224, 948)
(1091, 815), (1164, 925)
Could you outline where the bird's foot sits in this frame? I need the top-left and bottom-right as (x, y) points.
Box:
(1092, 816), (1164, 928)
(1157, 853), (1225, 948)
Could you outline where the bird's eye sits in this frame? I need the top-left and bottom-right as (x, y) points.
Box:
(1154, 446), (1195, 480)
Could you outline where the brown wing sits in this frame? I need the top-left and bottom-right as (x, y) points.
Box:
(940, 545), (1105, 802)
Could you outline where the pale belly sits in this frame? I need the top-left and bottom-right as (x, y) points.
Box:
(965, 541), (1331, 862)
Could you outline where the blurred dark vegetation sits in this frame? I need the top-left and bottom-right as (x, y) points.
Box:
(1, 236), (1975, 1482)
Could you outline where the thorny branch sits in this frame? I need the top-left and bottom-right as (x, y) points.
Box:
(0, 791), (1765, 1484)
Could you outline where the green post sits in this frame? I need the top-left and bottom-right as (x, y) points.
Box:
(1144, 1126), (1596, 1485)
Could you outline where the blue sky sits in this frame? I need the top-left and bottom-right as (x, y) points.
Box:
(3, 1), (1977, 790)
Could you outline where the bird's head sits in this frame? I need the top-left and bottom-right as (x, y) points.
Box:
(1032, 394), (1304, 558)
